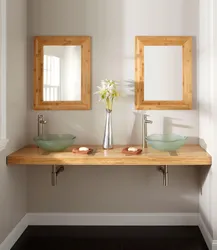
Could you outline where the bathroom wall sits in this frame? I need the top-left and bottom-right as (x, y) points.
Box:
(27, 0), (199, 213)
(0, 0), (27, 244)
(198, 0), (217, 241)
(212, 0), (217, 240)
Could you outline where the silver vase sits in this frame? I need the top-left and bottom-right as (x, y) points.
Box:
(103, 109), (113, 149)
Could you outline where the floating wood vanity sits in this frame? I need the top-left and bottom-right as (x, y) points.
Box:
(7, 144), (211, 187)
(7, 145), (211, 166)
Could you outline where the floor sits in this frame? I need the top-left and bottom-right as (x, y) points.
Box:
(11, 226), (208, 250)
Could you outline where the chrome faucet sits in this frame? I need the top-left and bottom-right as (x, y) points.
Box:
(142, 114), (153, 150)
(38, 114), (47, 136)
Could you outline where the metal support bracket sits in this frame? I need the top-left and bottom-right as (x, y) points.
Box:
(157, 165), (169, 187)
(51, 165), (64, 186)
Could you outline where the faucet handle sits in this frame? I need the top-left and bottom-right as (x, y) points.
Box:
(145, 119), (153, 124)
(38, 114), (47, 124)
(41, 120), (47, 124)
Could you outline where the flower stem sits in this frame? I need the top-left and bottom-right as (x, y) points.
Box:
(106, 99), (113, 111)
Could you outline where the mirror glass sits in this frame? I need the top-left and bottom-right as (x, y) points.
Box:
(43, 45), (81, 102)
(144, 46), (183, 101)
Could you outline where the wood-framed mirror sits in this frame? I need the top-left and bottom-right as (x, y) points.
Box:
(34, 36), (91, 110)
(135, 36), (192, 110)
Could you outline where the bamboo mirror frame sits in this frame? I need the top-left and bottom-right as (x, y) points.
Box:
(135, 36), (192, 110)
(34, 36), (91, 110)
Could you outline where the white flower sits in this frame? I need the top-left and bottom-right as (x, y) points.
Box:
(95, 79), (120, 110)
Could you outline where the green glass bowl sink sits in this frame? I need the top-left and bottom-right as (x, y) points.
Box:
(145, 134), (187, 151)
(34, 134), (76, 152)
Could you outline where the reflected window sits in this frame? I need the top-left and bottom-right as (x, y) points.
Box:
(43, 55), (61, 101)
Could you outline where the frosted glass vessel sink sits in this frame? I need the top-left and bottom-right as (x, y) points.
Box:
(34, 134), (76, 152)
(145, 134), (187, 151)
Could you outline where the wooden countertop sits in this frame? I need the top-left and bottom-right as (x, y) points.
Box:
(6, 145), (211, 166)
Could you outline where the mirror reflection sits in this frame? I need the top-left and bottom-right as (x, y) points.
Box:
(144, 46), (183, 101)
(43, 45), (81, 102)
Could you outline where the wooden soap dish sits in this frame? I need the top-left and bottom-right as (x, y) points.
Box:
(122, 147), (142, 155)
(72, 148), (93, 155)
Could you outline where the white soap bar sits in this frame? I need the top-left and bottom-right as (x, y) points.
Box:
(79, 147), (89, 151)
(128, 147), (137, 152)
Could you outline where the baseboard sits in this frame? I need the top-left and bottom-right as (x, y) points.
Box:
(198, 214), (217, 250)
(27, 213), (199, 226)
(0, 215), (28, 250)
(213, 242), (217, 250)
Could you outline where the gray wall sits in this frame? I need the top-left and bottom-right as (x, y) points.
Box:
(0, 0), (27, 244)
(198, 0), (217, 240)
(27, 0), (199, 213)
(198, 0), (213, 237)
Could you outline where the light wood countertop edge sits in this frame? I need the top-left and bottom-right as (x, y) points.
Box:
(6, 144), (212, 166)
